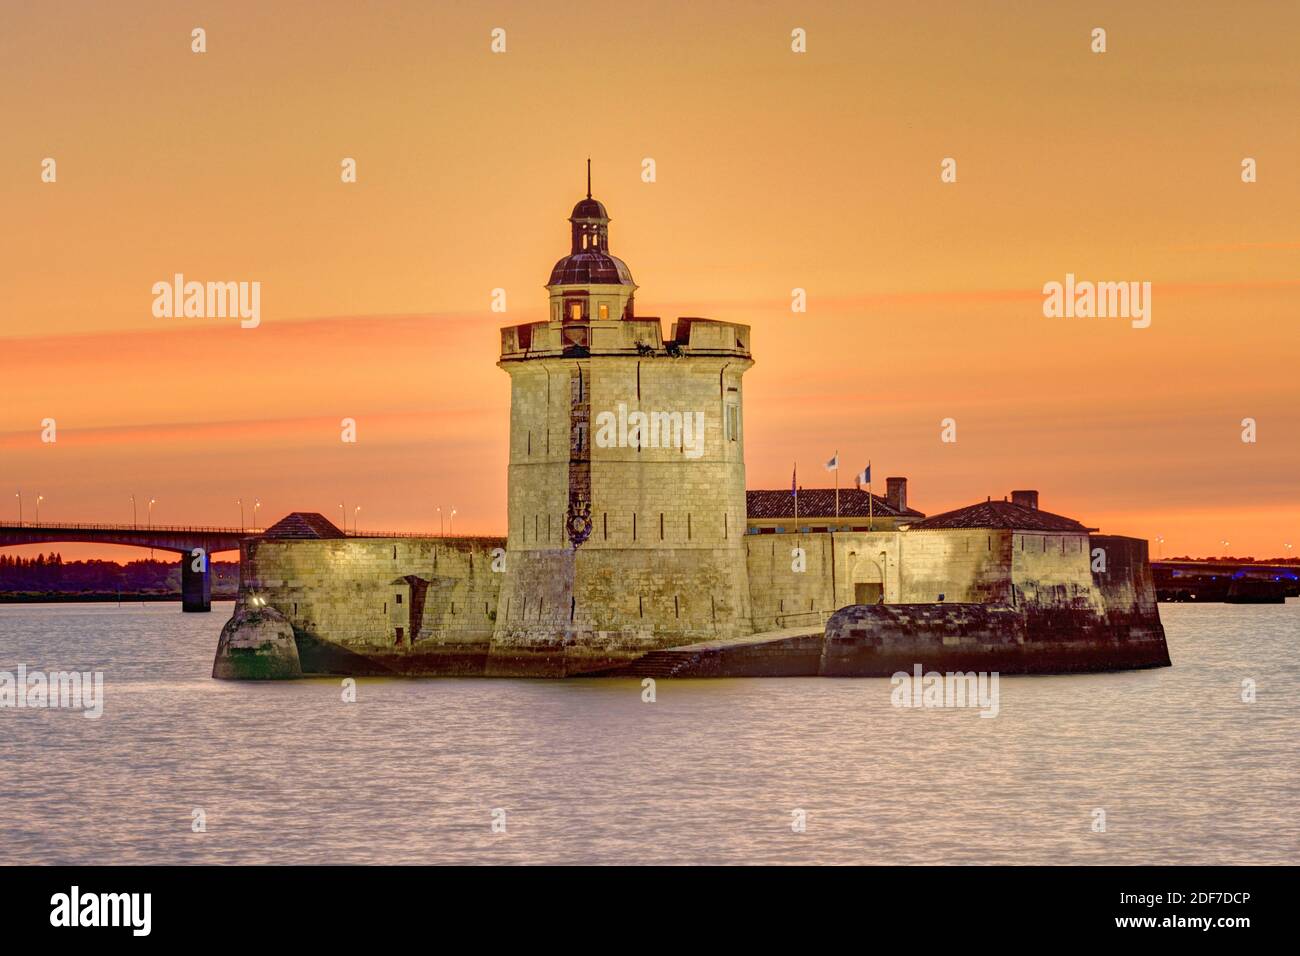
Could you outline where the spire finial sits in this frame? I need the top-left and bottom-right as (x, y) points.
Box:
(586, 157), (591, 199)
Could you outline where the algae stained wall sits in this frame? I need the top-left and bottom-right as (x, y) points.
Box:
(240, 536), (505, 651)
(1009, 530), (1103, 612)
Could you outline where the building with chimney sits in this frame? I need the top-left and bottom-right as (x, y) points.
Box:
(746, 479), (925, 535)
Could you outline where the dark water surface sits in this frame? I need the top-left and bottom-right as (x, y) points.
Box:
(1, 601), (1295, 864)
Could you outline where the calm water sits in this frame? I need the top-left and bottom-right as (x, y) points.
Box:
(0, 600), (1296, 865)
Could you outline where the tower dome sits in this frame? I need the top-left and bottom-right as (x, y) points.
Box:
(569, 197), (609, 221)
(547, 161), (635, 288)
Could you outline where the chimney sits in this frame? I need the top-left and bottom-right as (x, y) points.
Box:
(1011, 489), (1039, 510)
(886, 477), (908, 512)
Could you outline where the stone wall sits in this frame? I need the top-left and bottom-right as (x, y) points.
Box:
(744, 528), (1015, 630)
(1089, 534), (1166, 642)
(225, 524), (1167, 678)
(897, 529), (1014, 604)
(822, 598), (1169, 677)
(239, 535), (505, 674)
(744, 531), (901, 631)
(492, 332), (755, 672)
(1009, 530), (1102, 612)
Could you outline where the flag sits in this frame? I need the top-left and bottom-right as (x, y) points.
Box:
(824, 451), (838, 471)
(857, 464), (871, 486)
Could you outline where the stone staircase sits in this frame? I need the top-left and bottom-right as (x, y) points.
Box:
(617, 649), (712, 678)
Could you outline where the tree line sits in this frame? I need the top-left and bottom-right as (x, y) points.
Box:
(0, 553), (240, 595)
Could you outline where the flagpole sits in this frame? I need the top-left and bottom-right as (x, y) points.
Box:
(794, 462), (799, 525)
(868, 460), (873, 532)
(834, 451), (840, 519)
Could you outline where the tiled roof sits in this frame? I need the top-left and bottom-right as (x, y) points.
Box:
(910, 499), (1095, 532)
(746, 488), (924, 520)
(261, 512), (346, 539)
(548, 252), (635, 286)
(570, 198), (609, 221)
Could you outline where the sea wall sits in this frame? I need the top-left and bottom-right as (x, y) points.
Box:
(1086, 534), (1169, 644)
(235, 535), (505, 675)
(219, 529), (1168, 679)
(821, 535), (1170, 676)
(816, 533), (1168, 677)
(743, 529), (1015, 632)
(212, 605), (301, 679)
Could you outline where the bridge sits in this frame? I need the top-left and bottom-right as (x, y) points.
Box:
(1152, 559), (1299, 602)
(0, 522), (255, 612)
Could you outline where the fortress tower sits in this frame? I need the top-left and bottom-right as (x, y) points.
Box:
(491, 168), (754, 674)
(218, 171), (1167, 681)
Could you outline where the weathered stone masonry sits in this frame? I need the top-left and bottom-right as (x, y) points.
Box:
(213, 182), (1169, 679)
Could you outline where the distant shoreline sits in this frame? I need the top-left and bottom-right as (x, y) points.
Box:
(0, 593), (237, 604)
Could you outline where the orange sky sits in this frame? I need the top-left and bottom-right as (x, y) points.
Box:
(2, 0), (1297, 560)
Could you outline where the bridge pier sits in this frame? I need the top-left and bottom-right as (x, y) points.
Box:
(181, 554), (212, 612)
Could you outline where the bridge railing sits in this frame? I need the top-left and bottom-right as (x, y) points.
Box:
(345, 531), (505, 542)
(0, 522), (261, 535)
(0, 521), (507, 543)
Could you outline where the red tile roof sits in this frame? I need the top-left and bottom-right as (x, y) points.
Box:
(261, 512), (346, 539)
(910, 499), (1095, 532)
(746, 488), (924, 520)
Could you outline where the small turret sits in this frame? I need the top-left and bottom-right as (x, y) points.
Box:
(546, 161), (637, 323)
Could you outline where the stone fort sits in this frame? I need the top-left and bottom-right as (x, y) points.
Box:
(216, 178), (1169, 679)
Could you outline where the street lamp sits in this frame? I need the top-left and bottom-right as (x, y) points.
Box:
(353, 505), (361, 534)
(14, 491), (21, 526)
(1154, 535), (1165, 559)
(130, 494), (137, 529)
(148, 498), (157, 529)
(339, 502), (346, 533)
(448, 508), (457, 537)
(237, 498), (244, 532)
(437, 506), (443, 537)
(36, 495), (44, 524)
(254, 498), (261, 531)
